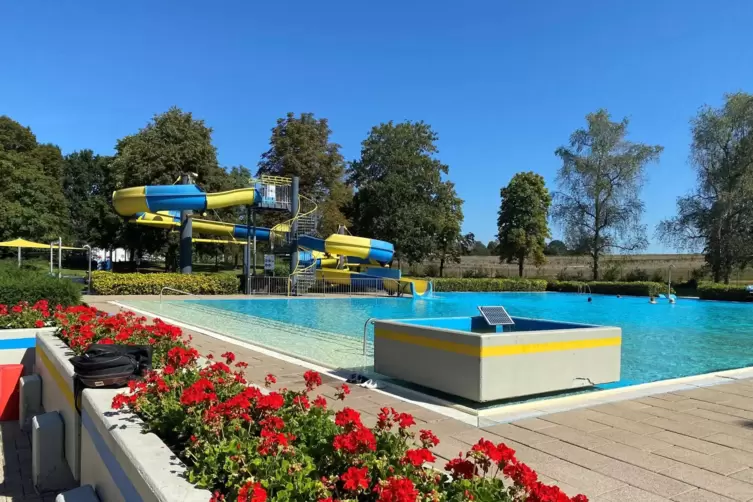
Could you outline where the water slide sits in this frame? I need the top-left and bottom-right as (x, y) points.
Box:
(112, 184), (431, 296)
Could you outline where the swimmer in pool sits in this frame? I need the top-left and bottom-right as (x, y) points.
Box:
(649, 296), (657, 304)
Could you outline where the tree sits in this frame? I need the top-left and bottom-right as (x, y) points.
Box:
(0, 116), (71, 242)
(460, 233), (476, 255)
(470, 241), (490, 256)
(63, 150), (120, 247)
(257, 113), (350, 234)
(486, 240), (499, 255)
(657, 93), (753, 283)
(432, 181), (464, 277)
(111, 108), (226, 259)
(497, 172), (551, 277)
(544, 239), (568, 256)
(348, 121), (461, 265)
(552, 110), (662, 280)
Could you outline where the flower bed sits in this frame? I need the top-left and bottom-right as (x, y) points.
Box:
(41, 305), (588, 501)
(0, 300), (58, 375)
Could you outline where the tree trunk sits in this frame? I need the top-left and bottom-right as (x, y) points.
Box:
(439, 258), (445, 277)
(518, 256), (524, 277)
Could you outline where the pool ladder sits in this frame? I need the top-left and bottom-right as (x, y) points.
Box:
(577, 284), (592, 295)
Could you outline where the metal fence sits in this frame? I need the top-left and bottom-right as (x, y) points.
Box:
(243, 276), (412, 297)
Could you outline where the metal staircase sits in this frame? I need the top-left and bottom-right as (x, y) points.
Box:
(271, 194), (320, 295)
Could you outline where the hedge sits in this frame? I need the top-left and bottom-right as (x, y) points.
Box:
(697, 282), (750, 302)
(546, 280), (670, 297)
(432, 278), (548, 292)
(0, 265), (81, 306)
(91, 271), (239, 295)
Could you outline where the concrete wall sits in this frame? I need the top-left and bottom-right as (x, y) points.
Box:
(374, 318), (621, 402)
(35, 331), (80, 480)
(80, 388), (211, 502)
(0, 327), (54, 375)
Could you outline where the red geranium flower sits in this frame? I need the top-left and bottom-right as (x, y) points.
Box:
(237, 481), (267, 502)
(445, 457), (476, 480)
(340, 466), (369, 491)
(264, 374), (277, 387)
(402, 448), (436, 467)
(376, 477), (418, 502)
(303, 370), (322, 391)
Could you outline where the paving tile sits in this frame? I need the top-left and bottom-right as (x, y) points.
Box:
(661, 463), (753, 501)
(536, 424), (613, 449)
(683, 407), (753, 425)
(637, 397), (702, 412)
(729, 469), (753, 484)
(578, 409), (664, 435)
(591, 442), (682, 473)
(589, 403), (659, 422)
(672, 389), (735, 404)
(654, 393), (697, 403)
(537, 475), (584, 498)
(713, 384), (753, 399)
(430, 436), (472, 462)
(654, 446), (748, 476)
(538, 411), (611, 433)
(713, 449), (753, 468)
(671, 489), (737, 502)
(705, 433), (753, 453)
(650, 431), (730, 455)
(511, 417), (558, 431)
(422, 419), (476, 437)
(595, 460), (694, 498)
(529, 455), (626, 498)
(535, 440), (615, 470)
(479, 423), (559, 446)
(692, 401), (753, 421)
(594, 427), (675, 452)
(596, 485), (674, 501)
(644, 417), (723, 439)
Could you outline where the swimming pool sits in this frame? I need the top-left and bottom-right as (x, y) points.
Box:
(122, 292), (753, 387)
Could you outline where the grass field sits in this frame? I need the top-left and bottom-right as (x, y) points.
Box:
(409, 254), (753, 284)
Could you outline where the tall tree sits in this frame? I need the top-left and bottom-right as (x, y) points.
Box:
(257, 113), (350, 234)
(348, 121), (461, 265)
(497, 172), (552, 277)
(63, 150), (120, 247)
(553, 110), (662, 279)
(111, 108), (226, 258)
(431, 181), (464, 277)
(0, 116), (70, 242)
(486, 240), (499, 255)
(544, 239), (568, 256)
(657, 93), (753, 283)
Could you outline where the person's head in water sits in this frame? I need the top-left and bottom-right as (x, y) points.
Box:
(587, 297), (592, 303)
(617, 295), (622, 298)
(649, 296), (657, 304)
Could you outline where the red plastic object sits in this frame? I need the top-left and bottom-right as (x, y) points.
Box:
(0, 364), (24, 421)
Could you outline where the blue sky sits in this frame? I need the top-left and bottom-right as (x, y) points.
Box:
(2, 1), (752, 252)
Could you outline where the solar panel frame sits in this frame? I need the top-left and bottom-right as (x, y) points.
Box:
(477, 306), (515, 326)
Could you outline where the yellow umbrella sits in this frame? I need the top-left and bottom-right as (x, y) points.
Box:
(0, 238), (85, 267)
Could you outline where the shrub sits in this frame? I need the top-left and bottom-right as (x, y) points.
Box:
(461, 268), (491, 278)
(0, 300), (54, 329)
(91, 271), (239, 295)
(433, 278), (548, 292)
(0, 265), (81, 307)
(547, 280), (670, 297)
(624, 268), (649, 282)
(697, 282), (750, 302)
(601, 264), (622, 282)
(422, 263), (439, 277)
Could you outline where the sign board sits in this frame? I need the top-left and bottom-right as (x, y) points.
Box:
(264, 254), (275, 271)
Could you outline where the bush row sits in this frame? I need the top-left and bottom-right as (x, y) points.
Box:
(432, 278), (548, 292)
(546, 280), (670, 297)
(0, 265), (81, 307)
(91, 271), (239, 295)
(697, 282), (750, 302)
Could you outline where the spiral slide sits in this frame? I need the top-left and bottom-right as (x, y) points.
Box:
(112, 184), (432, 296)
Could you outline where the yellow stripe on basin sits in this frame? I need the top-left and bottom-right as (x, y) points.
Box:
(39, 346), (75, 408)
(375, 328), (621, 357)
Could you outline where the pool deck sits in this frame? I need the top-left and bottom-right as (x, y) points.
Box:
(83, 296), (753, 501)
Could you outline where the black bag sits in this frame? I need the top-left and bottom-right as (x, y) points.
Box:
(70, 344), (153, 412)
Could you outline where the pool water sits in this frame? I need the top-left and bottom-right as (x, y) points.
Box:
(183, 292), (753, 386)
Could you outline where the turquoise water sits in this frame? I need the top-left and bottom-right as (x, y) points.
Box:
(191, 293), (753, 385)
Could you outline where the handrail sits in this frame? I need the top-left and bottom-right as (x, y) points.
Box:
(363, 317), (377, 355)
(160, 287), (198, 304)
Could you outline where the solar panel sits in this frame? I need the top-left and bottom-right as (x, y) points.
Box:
(477, 306), (515, 326)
